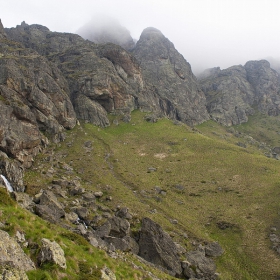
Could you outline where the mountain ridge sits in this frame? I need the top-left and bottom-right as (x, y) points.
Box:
(1, 19), (280, 279)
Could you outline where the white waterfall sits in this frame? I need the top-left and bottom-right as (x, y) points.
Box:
(0, 175), (14, 192)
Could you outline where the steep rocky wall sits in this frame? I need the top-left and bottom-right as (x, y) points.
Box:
(0, 35), (76, 190)
(199, 65), (255, 125)
(133, 27), (209, 126)
(6, 23), (210, 127)
(5, 21), (85, 56)
(5, 23), (148, 126)
(245, 60), (280, 116)
(199, 60), (280, 125)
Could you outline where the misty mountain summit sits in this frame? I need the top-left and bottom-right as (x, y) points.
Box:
(77, 16), (135, 51)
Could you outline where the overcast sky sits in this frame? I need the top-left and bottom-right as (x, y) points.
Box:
(1, 0), (280, 73)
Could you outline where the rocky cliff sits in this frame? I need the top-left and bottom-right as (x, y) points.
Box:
(0, 25), (76, 190)
(5, 23), (149, 126)
(133, 27), (209, 126)
(6, 23), (210, 127)
(199, 60), (280, 125)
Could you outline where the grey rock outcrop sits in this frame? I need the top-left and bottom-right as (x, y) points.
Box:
(38, 238), (66, 269)
(0, 266), (29, 280)
(138, 217), (182, 276)
(5, 22), (146, 126)
(199, 60), (280, 125)
(5, 21), (85, 56)
(52, 43), (146, 126)
(6, 23), (210, 127)
(0, 158), (24, 192)
(0, 230), (35, 271)
(205, 242), (224, 257)
(199, 65), (255, 125)
(133, 27), (209, 126)
(0, 29), (76, 189)
(183, 248), (217, 279)
(244, 60), (280, 116)
(34, 190), (65, 222)
(103, 236), (139, 254)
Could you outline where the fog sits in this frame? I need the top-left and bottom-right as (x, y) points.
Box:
(1, 0), (280, 74)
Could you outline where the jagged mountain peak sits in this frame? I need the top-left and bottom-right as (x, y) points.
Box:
(134, 26), (209, 126)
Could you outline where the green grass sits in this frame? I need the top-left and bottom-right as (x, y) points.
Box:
(0, 189), (176, 280)
(21, 110), (280, 279)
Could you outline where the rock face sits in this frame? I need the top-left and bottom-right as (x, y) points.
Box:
(0, 158), (24, 192)
(0, 230), (35, 271)
(183, 248), (217, 279)
(199, 60), (280, 125)
(133, 27), (209, 126)
(0, 28), (76, 189)
(51, 43), (145, 126)
(0, 42), (76, 163)
(34, 190), (65, 223)
(6, 23), (210, 128)
(38, 238), (66, 269)
(5, 21), (85, 56)
(5, 22), (146, 126)
(244, 60), (280, 116)
(138, 217), (182, 276)
(199, 65), (255, 125)
(0, 266), (29, 280)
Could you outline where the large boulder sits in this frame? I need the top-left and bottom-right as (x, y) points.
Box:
(183, 248), (217, 279)
(108, 216), (130, 238)
(103, 236), (139, 254)
(0, 230), (35, 271)
(38, 238), (66, 269)
(138, 217), (182, 276)
(133, 27), (209, 126)
(34, 190), (65, 222)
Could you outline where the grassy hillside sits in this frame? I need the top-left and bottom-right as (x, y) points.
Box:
(18, 111), (280, 279)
